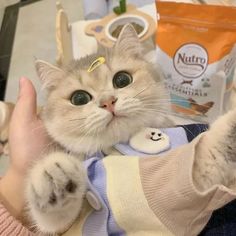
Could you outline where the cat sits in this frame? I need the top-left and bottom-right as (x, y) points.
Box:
(25, 24), (236, 235)
(25, 24), (171, 234)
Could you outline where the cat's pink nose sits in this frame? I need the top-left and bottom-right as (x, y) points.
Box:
(100, 96), (117, 113)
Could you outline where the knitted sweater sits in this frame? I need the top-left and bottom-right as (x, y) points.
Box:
(1, 124), (236, 236)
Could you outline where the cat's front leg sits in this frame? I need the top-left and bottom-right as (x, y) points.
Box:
(25, 152), (86, 234)
(193, 108), (236, 191)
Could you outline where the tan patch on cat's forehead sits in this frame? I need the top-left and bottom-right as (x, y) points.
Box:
(80, 64), (111, 91)
(111, 56), (143, 74)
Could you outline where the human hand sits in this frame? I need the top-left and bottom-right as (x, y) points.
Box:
(0, 77), (51, 218)
(8, 77), (51, 175)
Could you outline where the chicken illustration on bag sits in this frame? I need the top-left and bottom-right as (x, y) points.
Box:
(188, 98), (214, 116)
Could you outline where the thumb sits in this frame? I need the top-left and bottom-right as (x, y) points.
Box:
(13, 77), (37, 123)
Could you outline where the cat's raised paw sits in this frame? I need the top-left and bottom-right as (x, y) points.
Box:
(25, 152), (86, 232)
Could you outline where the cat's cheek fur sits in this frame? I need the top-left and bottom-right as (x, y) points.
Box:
(25, 152), (87, 234)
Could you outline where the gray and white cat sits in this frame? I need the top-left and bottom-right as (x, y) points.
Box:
(25, 24), (236, 234)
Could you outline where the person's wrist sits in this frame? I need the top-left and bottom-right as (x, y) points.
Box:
(0, 167), (26, 219)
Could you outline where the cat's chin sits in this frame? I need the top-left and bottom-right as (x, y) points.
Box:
(55, 123), (140, 155)
(60, 132), (130, 155)
(47, 113), (169, 156)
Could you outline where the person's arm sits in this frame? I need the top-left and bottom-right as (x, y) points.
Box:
(0, 77), (51, 235)
(0, 169), (25, 219)
(0, 202), (34, 235)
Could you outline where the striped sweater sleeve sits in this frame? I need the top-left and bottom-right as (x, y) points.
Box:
(0, 203), (36, 236)
(139, 134), (236, 236)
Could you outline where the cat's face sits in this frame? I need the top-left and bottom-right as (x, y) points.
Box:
(36, 24), (169, 154)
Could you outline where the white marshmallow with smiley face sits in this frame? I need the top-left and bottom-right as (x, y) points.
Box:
(129, 128), (170, 154)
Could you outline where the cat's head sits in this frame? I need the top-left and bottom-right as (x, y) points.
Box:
(36, 24), (169, 155)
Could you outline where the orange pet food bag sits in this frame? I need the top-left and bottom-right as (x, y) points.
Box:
(156, 1), (236, 123)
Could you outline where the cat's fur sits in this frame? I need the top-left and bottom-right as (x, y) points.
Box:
(26, 24), (170, 233)
(25, 24), (236, 234)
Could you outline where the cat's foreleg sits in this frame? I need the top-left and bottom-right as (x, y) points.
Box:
(193, 109), (236, 191)
(25, 152), (86, 234)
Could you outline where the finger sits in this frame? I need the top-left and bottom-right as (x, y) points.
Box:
(13, 77), (37, 123)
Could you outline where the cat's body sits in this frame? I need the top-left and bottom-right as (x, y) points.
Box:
(25, 25), (236, 235)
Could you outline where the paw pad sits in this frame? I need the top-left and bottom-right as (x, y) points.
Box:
(65, 180), (77, 193)
(49, 192), (57, 205)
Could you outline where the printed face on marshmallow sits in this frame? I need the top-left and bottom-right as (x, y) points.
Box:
(129, 128), (170, 154)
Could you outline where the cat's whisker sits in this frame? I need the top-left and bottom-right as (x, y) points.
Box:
(142, 103), (199, 115)
(84, 128), (99, 156)
(147, 109), (195, 122)
(94, 127), (100, 156)
(139, 95), (165, 101)
(142, 101), (169, 106)
(133, 82), (157, 98)
(69, 117), (87, 122)
(117, 105), (140, 114)
(139, 96), (202, 105)
(143, 109), (178, 119)
(113, 118), (121, 141)
(132, 108), (174, 122)
(84, 117), (108, 134)
(74, 126), (102, 155)
(64, 125), (87, 134)
(66, 114), (104, 132)
(138, 97), (171, 105)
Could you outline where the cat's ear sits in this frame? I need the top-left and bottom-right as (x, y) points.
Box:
(35, 60), (65, 90)
(114, 24), (142, 57)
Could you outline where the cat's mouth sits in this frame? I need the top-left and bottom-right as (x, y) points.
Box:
(106, 113), (126, 127)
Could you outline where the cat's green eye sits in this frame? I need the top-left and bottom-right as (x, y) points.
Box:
(113, 71), (133, 89)
(70, 90), (92, 106)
